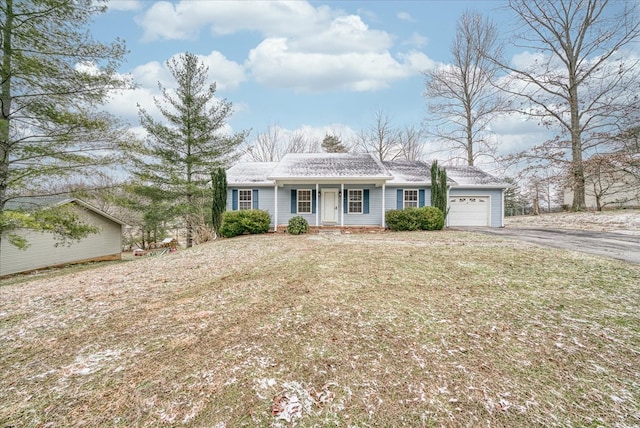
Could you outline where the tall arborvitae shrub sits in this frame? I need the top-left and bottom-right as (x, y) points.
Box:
(211, 168), (227, 237)
(430, 160), (448, 220)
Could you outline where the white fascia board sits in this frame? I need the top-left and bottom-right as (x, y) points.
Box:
(272, 178), (391, 186)
(228, 182), (274, 187)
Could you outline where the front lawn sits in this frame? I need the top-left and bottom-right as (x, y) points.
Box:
(1, 231), (638, 427)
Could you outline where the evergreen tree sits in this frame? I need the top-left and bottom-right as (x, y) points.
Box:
(0, 0), (132, 245)
(133, 52), (246, 248)
(321, 134), (348, 153)
(211, 167), (227, 237)
(430, 161), (448, 219)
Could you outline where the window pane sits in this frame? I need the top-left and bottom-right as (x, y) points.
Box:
(298, 190), (311, 214)
(404, 190), (418, 208)
(348, 190), (362, 213)
(239, 190), (252, 210)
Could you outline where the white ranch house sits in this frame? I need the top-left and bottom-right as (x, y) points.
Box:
(226, 153), (509, 231)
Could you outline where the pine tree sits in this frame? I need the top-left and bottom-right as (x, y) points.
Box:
(321, 134), (348, 153)
(133, 52), (246, 248)
(0, 0), (132, 244)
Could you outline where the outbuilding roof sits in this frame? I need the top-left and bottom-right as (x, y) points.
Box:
(4, 196), (126, 225)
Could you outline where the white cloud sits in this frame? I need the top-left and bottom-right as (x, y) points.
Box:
(290, 15), (393, 54)
(137, 0), (334, 41)
(397, 11), (415, 22)
(403, 32), (428, 48)
(106, 0), (142, 12)
(136, 1), (435, 93)
(246, 38), (412, 92)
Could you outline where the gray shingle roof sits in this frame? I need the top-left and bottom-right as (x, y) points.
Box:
(5, 196), (74, 211)
(445, 165), (509, 187)
(226, 154), (508, 188)
(268, 153), (392, 180)
(4, 196), (126, 225)
(226, 162), (278, 185)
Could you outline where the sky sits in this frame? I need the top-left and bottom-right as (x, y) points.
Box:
(89, 1), (570, 172)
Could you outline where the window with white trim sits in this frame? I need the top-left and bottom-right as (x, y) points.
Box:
(348, 189), (363, 214)
(297, 189), (312, 214)
(404, 189), (418, 208)
(238, 190), (252, 210)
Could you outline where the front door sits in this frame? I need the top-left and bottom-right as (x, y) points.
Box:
(322, 189), (339, 223)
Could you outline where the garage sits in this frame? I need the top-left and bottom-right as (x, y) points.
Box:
(448, 196), (490, 226)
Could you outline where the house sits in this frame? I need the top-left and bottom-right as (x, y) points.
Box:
(226, 153), (510, 231)
(1, 197), (125, 276)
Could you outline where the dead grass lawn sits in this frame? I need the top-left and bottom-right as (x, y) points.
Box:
(1, 231), (639, 427)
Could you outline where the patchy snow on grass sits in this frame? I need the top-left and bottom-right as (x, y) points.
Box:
(506, 210), (640, 234)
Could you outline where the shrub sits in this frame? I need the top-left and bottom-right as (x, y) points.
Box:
(385, 206), (444, 231)
(386, 208), (420, 231)
(219, 210), (271, 238)
(421, 206), (445, 230)
(287, 216), (309, 235)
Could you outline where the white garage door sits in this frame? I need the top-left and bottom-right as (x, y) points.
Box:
(448, 196), (490, 226)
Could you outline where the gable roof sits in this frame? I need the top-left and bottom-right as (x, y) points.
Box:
(226, 154), (509, 188)
(226, 162), (278, 186)
(268, 153), (392, 181)
(5, 197), (126, 225)
(445, 165), (510, 187)
(382, 160), (456, 185)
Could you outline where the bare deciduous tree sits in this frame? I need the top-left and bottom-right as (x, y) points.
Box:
(494, 0), (640, 210)
(354, 109), (402, 161)
(398, 125), (424, 161)
(423, 11), (505, 166)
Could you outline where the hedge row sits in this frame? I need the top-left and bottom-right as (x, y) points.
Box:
(386, 206), (444, 231)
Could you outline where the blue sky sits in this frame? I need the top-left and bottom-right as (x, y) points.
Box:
(93, 0), (544, 170)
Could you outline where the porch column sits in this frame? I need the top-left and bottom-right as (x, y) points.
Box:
(315, 183), (319, 227)
(381, 183), (386, 228)
(501, 188), (505, 227)
(274, 183), (278, 232)
(340, 183), (344, 227)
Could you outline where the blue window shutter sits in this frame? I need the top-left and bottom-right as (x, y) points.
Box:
(363, 189), (370, 214)
(312, 190), (317, 214)
(344, 190), (348, 213)
(253, 189), (259, 209)
(232, 189), (238, 210)
(291, 189), (297, 213)
(396, 189), (403, 209)
(419, 189), (425, 207)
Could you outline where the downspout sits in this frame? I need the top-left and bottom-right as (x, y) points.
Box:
(274, 183), (278, 232)
(316, 183), (319, 227)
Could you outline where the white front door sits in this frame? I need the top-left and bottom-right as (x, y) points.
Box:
(322, 189), (339, 223)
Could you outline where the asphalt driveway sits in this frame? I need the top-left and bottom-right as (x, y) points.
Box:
(466, 227), (640, 265)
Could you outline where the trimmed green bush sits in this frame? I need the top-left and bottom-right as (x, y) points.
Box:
(287, 216), (309, 235)
(220, 209), (271, 238)
(386, 206), (444, 231)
